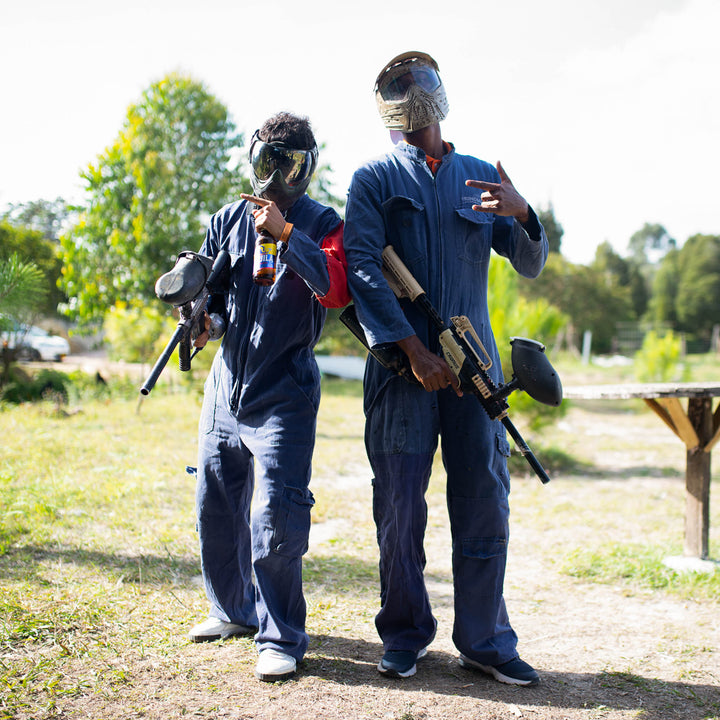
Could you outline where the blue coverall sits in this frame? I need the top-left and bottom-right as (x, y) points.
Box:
(196, 193), (348, 661)
(343, 140), (548, 666)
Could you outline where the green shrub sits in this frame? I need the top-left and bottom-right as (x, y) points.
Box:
(103, 301), (177, 364)
(1, 368), (70, 404)
(633, 330), (689, 383)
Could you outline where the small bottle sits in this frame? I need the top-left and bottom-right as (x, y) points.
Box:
(252, 230), (277, 286)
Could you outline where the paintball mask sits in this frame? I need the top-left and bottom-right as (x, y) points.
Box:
(249, 130), (318, 208)
(374, 51), (449, 133)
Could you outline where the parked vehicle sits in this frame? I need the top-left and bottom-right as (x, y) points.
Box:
(1, 324), (71, 362)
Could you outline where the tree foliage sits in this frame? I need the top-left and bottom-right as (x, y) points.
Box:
(0, 252), (47, 324)
(1, 197), (70, 242)
(60, 74), (246, 327)
(519, 252), (635, 354)
(489, 256), (568, 428)
(592, 241), (648, 320)
(627, 222), (676, 266)
(537, 204), (563, 254)
(648, 234), (720, 343)
(673, 234), (720, 339)
(0, 221), (62, 316)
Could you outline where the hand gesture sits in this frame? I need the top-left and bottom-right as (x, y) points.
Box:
(465, 162), (529, 223)
(240, 194), (286, 239)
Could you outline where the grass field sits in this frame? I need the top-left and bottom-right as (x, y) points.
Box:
(1, 353), (719, 719)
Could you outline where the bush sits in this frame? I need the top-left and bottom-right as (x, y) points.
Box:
(1, 368), (70, 404)
(104, 301), (177, 364)
(633, 330), (689, 383)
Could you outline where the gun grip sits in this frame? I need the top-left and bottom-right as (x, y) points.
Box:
(179, 336), (191, 372)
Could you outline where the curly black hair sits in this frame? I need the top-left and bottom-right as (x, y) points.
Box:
(258, 112), (316, 150)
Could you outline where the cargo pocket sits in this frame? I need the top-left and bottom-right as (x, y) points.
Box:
(271, 486), (315, 557)
(382, 195), (426, 265)
(455, 207), (494, 267)
(462, 536), (507, 560)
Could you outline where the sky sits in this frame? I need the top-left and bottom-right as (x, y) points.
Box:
(1, 0), (718, 265)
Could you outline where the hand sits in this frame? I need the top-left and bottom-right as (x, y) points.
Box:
(193, 312), (210, 348)
(465, 162), (529, 222)
(240, 194), (287, 239)
(398, 335), (462, 396)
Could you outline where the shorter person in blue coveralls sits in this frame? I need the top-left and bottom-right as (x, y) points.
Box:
(344, 52), (548, 684)
(188, 112), (350, 682)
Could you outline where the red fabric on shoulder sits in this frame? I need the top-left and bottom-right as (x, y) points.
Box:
(317, 220), (351, 308)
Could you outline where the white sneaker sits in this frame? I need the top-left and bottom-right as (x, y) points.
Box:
(188, 617), (254, 643)
(254, 649), (297, 682)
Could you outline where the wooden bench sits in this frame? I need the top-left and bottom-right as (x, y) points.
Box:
(563, 382), (720, 560)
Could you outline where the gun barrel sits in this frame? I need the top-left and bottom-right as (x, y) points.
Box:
(140, 323), (187, 395)
(501, 416), (551, 484)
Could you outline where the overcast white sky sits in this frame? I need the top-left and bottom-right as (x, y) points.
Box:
(1, 0), (717, 264)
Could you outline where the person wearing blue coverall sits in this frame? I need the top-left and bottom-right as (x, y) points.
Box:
(188, 112), (350, 682)
(343, 52), (549, 684)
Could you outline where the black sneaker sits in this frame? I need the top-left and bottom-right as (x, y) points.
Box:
(458, 654), (539, 686)
(377, 647), (428, 678)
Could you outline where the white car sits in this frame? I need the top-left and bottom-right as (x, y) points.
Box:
(1, 325), (71, 362)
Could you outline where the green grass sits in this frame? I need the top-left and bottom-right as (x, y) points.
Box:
(561, 543), (720, 601)
(1, 356), (719, 718)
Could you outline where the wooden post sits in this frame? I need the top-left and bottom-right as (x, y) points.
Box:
(685, 398), (712, 559)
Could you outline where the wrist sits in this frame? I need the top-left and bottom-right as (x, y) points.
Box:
(280, 222), (293, 243)
(397, 334), (425, 360)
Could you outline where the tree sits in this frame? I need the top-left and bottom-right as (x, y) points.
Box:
(307, 144), (344, 213)
(648, 247), (680, 328)
(60, 74), (245, 327)
(627, 222), (676, 266)
(0, 253), (48, 386)
(0, 220), (63, 316)
(537, 204), (563, 255)
(1, 197), (70, 242)
(519, 253), (634, 354)
(674, 234), (720, 340)
(592, 241), (648, 320)
(488, 256), (568, 429)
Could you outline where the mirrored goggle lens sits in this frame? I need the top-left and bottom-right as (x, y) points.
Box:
(250, 142), (313, 186)
(379, 65), (441, 101)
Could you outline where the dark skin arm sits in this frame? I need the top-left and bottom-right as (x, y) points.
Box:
(398, 334), (462, 396)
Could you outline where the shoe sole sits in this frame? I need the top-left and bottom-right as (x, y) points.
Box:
(458, 657), (538, 686)
(254, 668), (296, 682)
(189, 633), (222, 643)
(377, 661), (417, 678)
(189, 626), (255, 643)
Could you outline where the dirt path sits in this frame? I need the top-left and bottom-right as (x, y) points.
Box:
(15, 385), (719, 720)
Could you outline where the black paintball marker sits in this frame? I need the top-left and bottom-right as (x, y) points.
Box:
(339, 245), (562, 484)
(140, 249), (230, 396)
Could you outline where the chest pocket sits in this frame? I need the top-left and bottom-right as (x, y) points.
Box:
(382, 195), (426, 265)
(455, 207), (494, 267)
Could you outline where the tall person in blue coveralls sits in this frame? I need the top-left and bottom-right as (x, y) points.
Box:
(343, 52), (549, 684)
(188, 112), (350, 682)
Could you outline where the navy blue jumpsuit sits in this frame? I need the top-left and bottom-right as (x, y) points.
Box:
(196, 193), (348, 662)
(343, 141), (548, 666)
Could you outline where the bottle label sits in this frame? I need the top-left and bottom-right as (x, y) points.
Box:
(255, 242), (277, 270)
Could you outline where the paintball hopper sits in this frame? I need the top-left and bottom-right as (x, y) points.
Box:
(503, 337), (563, 406)
(155, 251), (215, 306)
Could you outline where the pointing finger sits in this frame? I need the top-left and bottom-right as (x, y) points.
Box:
(240, 193), (270, 206)
(466, 179), (499, 192)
